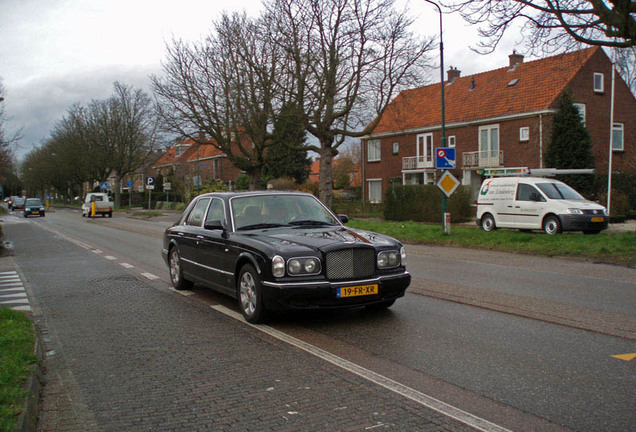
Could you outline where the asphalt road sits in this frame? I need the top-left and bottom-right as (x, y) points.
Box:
(3, 207), (635, 432)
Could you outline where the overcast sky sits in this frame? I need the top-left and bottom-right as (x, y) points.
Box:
(1, 0), (521, 160)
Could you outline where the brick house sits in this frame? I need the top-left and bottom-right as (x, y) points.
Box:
(361, 47), (636, 203)
(151, 135), (243, 192)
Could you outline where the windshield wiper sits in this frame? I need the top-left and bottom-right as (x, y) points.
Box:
(237, 223), (286, 231)
(288, 220), (336, 227)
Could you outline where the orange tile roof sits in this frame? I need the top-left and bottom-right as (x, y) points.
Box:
(371, 47), (599, 135)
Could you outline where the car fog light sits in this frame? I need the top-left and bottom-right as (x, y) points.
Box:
(272, 255), (285, 277)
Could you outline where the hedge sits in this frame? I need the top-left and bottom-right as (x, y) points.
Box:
(383, 184), (474, 223)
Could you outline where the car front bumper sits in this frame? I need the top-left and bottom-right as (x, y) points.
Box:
(261, 272), (411, 310)
(559, 214), (609, 231)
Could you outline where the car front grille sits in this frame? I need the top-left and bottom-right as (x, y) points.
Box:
(583, 209), (604, 215)
(325, 248), (375, 281)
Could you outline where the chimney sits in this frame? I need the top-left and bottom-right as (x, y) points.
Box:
(447, 66), (461, 83)
(509, 50), (524, 70)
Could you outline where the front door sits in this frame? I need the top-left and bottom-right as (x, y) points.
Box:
(514, 183), (545, 229)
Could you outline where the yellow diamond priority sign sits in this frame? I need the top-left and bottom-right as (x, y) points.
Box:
(437, 171), (460, 198)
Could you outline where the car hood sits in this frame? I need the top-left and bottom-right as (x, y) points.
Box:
(241, 226), (398, 253)
(559, 199), (606, 210)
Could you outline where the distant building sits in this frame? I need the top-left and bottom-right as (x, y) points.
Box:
(361, 47), (636, 202)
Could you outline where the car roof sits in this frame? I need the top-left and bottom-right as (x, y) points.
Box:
(197, 190), (315, 199)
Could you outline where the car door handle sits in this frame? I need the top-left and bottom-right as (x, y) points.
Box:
(196, 235), (205, 240)
(177, 232), (185, 236)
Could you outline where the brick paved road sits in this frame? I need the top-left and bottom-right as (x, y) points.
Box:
(8, 216), (478, 431)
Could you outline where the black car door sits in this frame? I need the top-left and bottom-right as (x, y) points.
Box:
(177, 197), (211, 281)
(194, 198), (234, 294)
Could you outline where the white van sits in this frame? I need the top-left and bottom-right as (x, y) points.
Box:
(476, 177), (608, 234)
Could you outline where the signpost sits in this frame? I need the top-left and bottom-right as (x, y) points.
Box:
(146, 177), (155, 209)
(436, 171), (460, 235)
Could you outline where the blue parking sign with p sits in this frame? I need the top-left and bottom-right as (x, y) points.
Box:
(435, 147), (456, 169)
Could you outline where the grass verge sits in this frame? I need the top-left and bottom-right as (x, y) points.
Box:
(347, 219), (636, 267)
(0, 308), (37, 432)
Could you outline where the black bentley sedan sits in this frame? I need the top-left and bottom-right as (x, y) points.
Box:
(162, 191), (410, 323)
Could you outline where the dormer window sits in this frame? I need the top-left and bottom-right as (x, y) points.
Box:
(593, 73), (604, 93)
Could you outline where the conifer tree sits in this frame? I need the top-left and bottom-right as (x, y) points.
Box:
(545, 92), (595, 194)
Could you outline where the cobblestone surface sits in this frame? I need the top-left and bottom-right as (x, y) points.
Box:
(7, 218), (477, 432)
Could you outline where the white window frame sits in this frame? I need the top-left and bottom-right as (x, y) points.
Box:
(478, 124), (500, 158)
(448, 136), (456, 148)
(519, 127), (529, 142)
(612, 123), (624, 151)
(367, 179), (383, 203)
(593, 73), (604, 93)
(392, 142), (399, 155)
(573, 103), (586, 125)
(367, 139), (381, 162)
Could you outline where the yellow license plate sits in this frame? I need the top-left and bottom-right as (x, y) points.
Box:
(591, 217), (604, 222)
(337, 284), (378, 298)
(32, 211), (39, 214)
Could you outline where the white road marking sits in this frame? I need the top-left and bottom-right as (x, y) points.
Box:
(0, 271), (18, 276)
(141, 272), (159, 280)
(104, 255), (117, 261)
(92, 249), (103, 254)
(210, 304), (513, 432)
(120, 263), (134, 269)
(12, 305), (32, 312)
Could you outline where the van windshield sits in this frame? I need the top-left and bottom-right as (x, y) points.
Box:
(537, 183), (584, 200)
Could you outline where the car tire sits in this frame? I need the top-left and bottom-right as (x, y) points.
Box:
(168, 247), (193, 291)
(238, 264), (268, 324)
(23, 213), (27, 218)
(108, 212), (112, 218)
(543, 215), (561, 235)
(481, 213), (496, 232)
(583, 230), (600, 235)
(41, 213), (45, 217)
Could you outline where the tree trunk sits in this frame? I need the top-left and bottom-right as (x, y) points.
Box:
(318, 146), (335, 208)
(114, 176), (122, 208)
(248, 168), (262, 191)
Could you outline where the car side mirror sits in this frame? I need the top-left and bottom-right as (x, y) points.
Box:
(204, 220), (225, 231)
(338, 214), (349, 223)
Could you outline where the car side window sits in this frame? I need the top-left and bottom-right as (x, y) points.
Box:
(204, 199), (226, 226)
(185, 198), (210, 226)
(516, 184), (544, 202)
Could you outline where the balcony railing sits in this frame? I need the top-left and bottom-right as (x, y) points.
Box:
(462, 150), (504, 168)
(402, 155), (434, 170)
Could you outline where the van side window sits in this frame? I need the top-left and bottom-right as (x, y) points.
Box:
(516, 184), (545, 202)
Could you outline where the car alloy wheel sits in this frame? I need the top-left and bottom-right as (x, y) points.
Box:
(169, 248), (193, 290)
(238, 264), (267, 324)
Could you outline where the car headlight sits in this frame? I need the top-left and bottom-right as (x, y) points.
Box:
(287, 257), (321, 276)
(566, 208), (584, 214)
(25, 208), (31, 211)
(377, 250), (401, 269)
(272, 255), (285, 278)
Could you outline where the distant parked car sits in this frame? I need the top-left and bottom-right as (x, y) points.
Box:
(162, 191), (411, 323)
(23, 198), (45, 218)
(11, 197), (25, 210)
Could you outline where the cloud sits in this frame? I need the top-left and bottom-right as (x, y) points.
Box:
(7, 64), (159, 158)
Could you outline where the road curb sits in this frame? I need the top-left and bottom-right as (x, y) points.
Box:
(15, 323), (44, 432)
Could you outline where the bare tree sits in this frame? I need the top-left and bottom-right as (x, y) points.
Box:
(153, 12), (287, 190)
(0, 79), (21, 181)
(89, 82), (158, 207)
(440, 1), (635, 54)
(613, 46), (636, 95)
(266, 0), (434, 207)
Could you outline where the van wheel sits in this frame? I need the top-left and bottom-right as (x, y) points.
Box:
(543, 215), (561, 235)
(481, 214), (496, 232)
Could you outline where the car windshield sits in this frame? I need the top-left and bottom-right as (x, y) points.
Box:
(231, 194), (340, 231)
(14, 198), (25, 204)
(537, 182), (584, 200)
(26, 199), (42, 206)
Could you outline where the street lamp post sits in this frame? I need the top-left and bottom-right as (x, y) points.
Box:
(424, 0), (448, 233)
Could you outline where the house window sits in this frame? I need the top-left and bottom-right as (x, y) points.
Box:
(368, 179), (382, 203)
(448, 136), (456, 148)
(593, 73), (604, 93)
(392, 142), (399, 155)
(367, 140), (381, 162)
(573, 103), (586, 125)
(612, 123), (624, 151)
(519, 127), (529, 142)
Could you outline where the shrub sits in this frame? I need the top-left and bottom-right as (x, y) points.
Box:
(384, 184), (474, 223)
